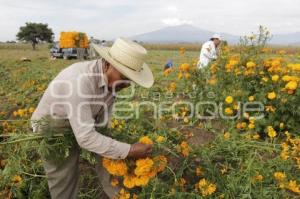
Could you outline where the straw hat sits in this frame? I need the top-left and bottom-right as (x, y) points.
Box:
(92, 38), (154, 88)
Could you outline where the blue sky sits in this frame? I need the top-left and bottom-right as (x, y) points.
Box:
(0, 0), (299, 41)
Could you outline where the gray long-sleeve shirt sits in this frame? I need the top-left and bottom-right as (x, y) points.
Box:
(31, 59), (131, 159)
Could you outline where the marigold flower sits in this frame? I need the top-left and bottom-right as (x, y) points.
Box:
(134, 175), (150, 186)
(287, 180), (300, 194)
(223, 132), (230, 139)
(252, 174), (263, 183)
(134, 158), (154, 176)
(118, 188), (130, 199)
(196, 178), (217, 196)
(196, 167), (204, 176)
(12, 175), (22, 185)
(102, 158), (128, 176)
(156, 136), (165, 143)
(224, 108), (233, 115)
(111, 178), (119, 187)
(139, 136), (153, 145)
(267, 92), (276, 100)
(248, 96), (255, 101)
(153, 155), (167, 172)
(267, 126), (277, 138)
(177, 141), (191, 157)
(271, 75), (280, 82)
(246, 61), (256, 68)
(225, 96), (233, 104)
(285, 80), (297, 91)
(274, 172), (286, 181)
(123, 175), (136, 189)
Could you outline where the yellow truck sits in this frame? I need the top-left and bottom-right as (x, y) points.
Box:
(50, 32), (89, 59)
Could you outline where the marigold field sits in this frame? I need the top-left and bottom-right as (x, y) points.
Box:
(1, 29), (300, 198)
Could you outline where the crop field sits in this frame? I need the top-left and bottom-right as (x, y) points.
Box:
(0, 32), (300, 198)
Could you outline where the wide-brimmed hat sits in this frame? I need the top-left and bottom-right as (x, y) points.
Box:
(92, 38), (154, 88)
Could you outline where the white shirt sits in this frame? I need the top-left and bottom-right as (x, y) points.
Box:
(31, 59), (131, 159)
(198, 41), (218, 68)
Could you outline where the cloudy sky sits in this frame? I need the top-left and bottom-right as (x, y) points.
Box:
(0, 0), (299, 41)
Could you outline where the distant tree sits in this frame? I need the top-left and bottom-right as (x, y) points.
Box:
(16, 22), (54, 50)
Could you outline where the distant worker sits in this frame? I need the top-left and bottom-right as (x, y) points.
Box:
(198, 34), (221, 68)
(164, 59), (173, 71)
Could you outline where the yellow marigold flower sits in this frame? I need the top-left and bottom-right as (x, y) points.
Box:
(267, 126), (277, 138)
(208, 78), (217, 85)
(28, 107), (35, 113)
(265, 105), (276, 112)
(252, 175), (263, 182)
(118, 188), (130, 199)
(196, 167), (204, 176)
(102, 158), (128, 176)
(111, 178), (119, 187)
(248, 96), (255, 101)
(262, 77), (269, 82)
(280, 151), (290, 160)
(220, 165), (228, 175)
(134, 175), (150, 187)
(123, 175), (136, 189)
(246, 61), (256, 68)
(282, 75), (300, 82)
(267, 92), (276, 100)
(179, 63), (190, 72)
(205, 183), (217, 195)
(153, 155), (167, 172)
(132, 194), (138, 199)
(285, 80), (297, 91)
(12, 175), (22, 185)
(185, 73), (191, 79)
(225, 108), (233, 115)
(225, 96), (233, 104)
(134, 158), (154, 176)
(287, 180), (300, 194)
(198, 178), (208, 188)
(271, 75), (280, 82)
(169, 82), (177, 92)
(178, 72), (183, 79)
(274, 172), (286, 181)
(248, 123), (255, 129)
(156, 135), (165, 143)
(279, 123), (285, 129)
(249, 117), (256, 123)
(197, 178), (217, 196)
(163, 68), (172, 77)
(139, 136), (153, 145)
(223, 132), (230, 140)
(178, 141), (191, 157)
(177, 178), (186, 187)
(183, 117), (189, 123)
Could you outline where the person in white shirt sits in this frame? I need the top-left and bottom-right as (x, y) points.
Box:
(198, 34), (221, 68)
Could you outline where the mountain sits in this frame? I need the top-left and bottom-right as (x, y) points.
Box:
(270, 32), (300, 45)
(131, 24), (300, 45)
(131, 24), (240, 43)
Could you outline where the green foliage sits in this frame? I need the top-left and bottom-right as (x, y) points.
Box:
(16, 22), (54, 49)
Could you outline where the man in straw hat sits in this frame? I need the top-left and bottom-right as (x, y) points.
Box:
(198, 33), (221, 68)
(31, 37), (154, 198)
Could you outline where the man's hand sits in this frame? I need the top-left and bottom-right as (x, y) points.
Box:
(127, 143), (152, 159)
